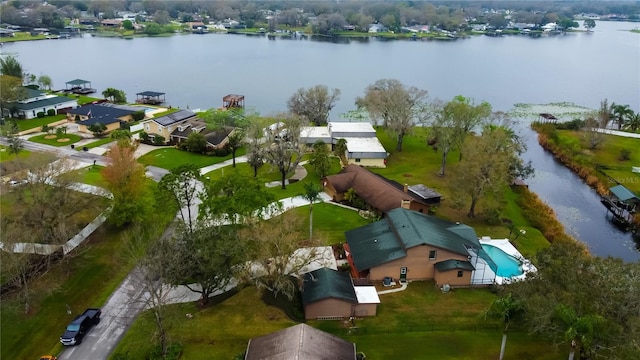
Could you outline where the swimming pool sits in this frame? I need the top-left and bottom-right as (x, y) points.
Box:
(481, 244), (524, 278)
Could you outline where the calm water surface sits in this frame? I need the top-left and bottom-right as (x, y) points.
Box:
(3, 21), (640, 261)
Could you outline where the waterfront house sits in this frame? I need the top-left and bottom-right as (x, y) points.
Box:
(368, 24), (388, 33)
(322, 165), (437, 213)
(2, 88), (78, 120)
(170, 120), (236, 150)
(67, 104), (138, 134)
(141, 109), (198, 143)
(244, 323), (356, 360)
(344, 208), (495, 288)
(301, 267), (379, 320)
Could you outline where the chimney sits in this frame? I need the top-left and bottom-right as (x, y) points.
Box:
(403, 183), (408, 193)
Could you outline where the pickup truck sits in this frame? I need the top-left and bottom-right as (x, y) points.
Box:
(59, 308), (101, 346)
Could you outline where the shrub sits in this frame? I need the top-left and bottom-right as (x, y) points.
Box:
(139, 131), (150, 143)
(619, 148), (631, 161)
(153, 134), (165, 145)
(36, 112), (45, 118)
(557, 118), (584, 130)
(214, 146), (230, 157)
(46, 109), (56, 116)
(132, 111), (145, 121)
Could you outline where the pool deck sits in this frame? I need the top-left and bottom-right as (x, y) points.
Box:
(473, 238), (537, 285)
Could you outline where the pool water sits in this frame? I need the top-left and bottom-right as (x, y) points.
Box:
(481, 244), (524, 278)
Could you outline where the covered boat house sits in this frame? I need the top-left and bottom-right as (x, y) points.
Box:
(602, 184), (640, 230)
(135, 91), (165, 105)
(65, 79), (95, 94)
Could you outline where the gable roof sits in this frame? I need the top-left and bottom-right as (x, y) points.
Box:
(301, 268), (357, 305)
(345, 208), (483, 271)
(152, 110), (197, 126)
(81, 115), (122, 126)
(11, 95), (77, 111)
(609, 185), (639, 202)
(67, 104), (135, 118)
(245, 323), (356, 360)
(324, 165), (426, 212)
(24, 87), (45, 99)
(171, 121), (234, 146)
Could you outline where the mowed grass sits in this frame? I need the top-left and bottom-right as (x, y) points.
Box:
(14, 114), (67, 131)
(82, 137), (116, 149)
(111, 287), (297, 360)
(0, 183), (177, 360)
(137, 147), (246, 170)
(0, 145), (30, 163)
(29, 133), (82, 146)
(71, 165), (106, 187)
(287, 202), (369, 245)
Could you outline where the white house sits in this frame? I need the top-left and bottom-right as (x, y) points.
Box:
(3, 88), (78, 120)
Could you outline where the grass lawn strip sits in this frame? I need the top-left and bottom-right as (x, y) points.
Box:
(137, 147), (247, 170)
(14, 114), (67, 132)
(0, 145), (31, 163)
(29, 133), (83, 147)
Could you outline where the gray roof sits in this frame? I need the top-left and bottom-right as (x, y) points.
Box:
(24, 87), (45, 99)
(345, 208), (485, 271)
(67, 104), (135, 118)
(609, 185), (639, 202)
(301, 268), (357, 305)
(408, 184), (442, 201)
(435, 259), (475, 272)
(11, 96), (77, 111)
(81, 116), (121, 126)
(137, 91), (165, 97)
(245, 323), (356, 360)
(66, 79), (91, 86)
(153, 110), (196, 126)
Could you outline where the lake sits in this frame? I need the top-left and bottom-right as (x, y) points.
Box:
(4, 20), (640, 261)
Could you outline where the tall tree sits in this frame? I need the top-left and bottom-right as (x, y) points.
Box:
(245, 212), (320, 300)
(287, 85), (341, 126)
(300, 182), (323, 240)
(583, 19), (596, 31)
(37, 75), (52, 90)
(102, 87), (127, 103)
(245, 120), (265, 177)
(0, 75), (26, 115)
(166, 225), (248, 306)
(227, 128), (245, 168)
(2, 120), (23, 159)
(356, 79), (428, 152)
(264, 116), (305, 189)
(199, 172), (278, 226)
(334, 138), (348, 166)
(553, 305), (606, 360)
(597, 99), (611, 129)
(102, 141), (153, 227)
(308, 140), (331, 177)
(450, 125), (529, 218)
(430, 96), (492, 176)
(0, 55), (23, 79)
(610, 103), (633, 130)
(482, 294), (523, 360)
(158, 164), (203, 234)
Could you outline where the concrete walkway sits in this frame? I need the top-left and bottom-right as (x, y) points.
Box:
(594, 128), (640, 138)
(377, 282), (409, 295)
(199, 155), (248, 175)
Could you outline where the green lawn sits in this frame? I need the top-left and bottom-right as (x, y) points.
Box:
(28, 133), (82, 147)
(113, 283), (563, 360)
(14, 115), (67, 131)
(71, 165), (106, 187)
(287, 202), (369, 245)
(138, 147), (246, 170)
(81, 137), (115, 149)
(0, 183), (177, 360)
(0, 145), (30, 163)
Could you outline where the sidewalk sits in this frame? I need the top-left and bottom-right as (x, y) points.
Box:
(199, 155), (248, 175)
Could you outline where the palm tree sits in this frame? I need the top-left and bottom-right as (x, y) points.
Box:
(301, 182), (322, 240)
(610, 103), (634, 130)
(483, 293), (523, 360)
(554, 304), (605, 360)
(625, 112), (640, 132)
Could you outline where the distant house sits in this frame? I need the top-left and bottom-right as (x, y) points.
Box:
(141, 110), (198, 143)
(2, 88), (78, 120)
(67, 104), (138, 134)
(301, 267), (379, 320)
(344, 207), (495, 288)
(368, 24), (388, 33)
(322, 164), (438, 214)
(244, 323), (356, 360)
(101, 19), (122, 28)
(170, 120), (236, 150)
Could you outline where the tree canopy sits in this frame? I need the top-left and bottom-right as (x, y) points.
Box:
(287, 85), (341, 126)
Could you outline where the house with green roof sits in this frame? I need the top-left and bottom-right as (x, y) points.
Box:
(2, 87), (78, 120)
(301, 267), (380, 320)
(344, 208), (495, 288)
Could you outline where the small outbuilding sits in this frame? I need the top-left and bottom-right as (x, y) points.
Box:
(222, 94), (245, 110)
(135, 91), (166, 105)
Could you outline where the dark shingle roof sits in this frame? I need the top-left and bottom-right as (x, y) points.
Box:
(81, 116), (122, 126)
(245, 323), (356, 360)
(153, 110), (196, 126)
(301, 268), (357, 305)
(67, 104), (135, 118)
(345, 208), (483, 271)
(171, 121), (234, 146)
(324, 165), (426, 212)
(435, 259), (475, 272)
(24, 87), (45, 99)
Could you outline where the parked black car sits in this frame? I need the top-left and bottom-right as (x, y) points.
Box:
(60, 308), (101, 346)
